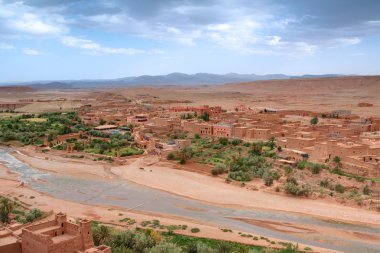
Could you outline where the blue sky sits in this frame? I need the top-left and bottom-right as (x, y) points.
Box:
(0, 0), (379, 82)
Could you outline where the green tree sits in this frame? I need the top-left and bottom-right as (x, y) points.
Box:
(179, 147), (193, 164)
(216, 242), (232, 253)
(310, 116), (318, 125)
(363, 185), (371, 195)
(93, 225), (112, 245)
(218, 137), (228, 146)
(333, 156), (341, 164)
(167, 152), (175, 160)
(0, 198), (14, 223)
(148, 243), (183, 253)
(199, 112), (210, 122)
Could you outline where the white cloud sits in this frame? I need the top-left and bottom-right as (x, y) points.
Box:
(206, 18), (261, 53)
(0, 42), (14, 50)
(331, 38), (361, 47)
(23, 48), (41, 55)
(12, 13), (63, 35)
(0, 1), (68, 36)
(61, 36), (161, 56)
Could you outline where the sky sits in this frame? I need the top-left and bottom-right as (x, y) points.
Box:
(0, 0), (379, 82)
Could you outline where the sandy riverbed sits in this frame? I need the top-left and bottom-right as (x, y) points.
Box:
(12, 146), (380, 227)
(0, 172), (339, 253)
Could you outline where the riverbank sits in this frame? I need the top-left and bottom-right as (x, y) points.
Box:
(4, 146), (380, 252)
(0, 177), (340, 253)
(12, 146), (380, 227)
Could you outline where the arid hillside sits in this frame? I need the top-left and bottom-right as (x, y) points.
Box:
(114, 76), (380, 117)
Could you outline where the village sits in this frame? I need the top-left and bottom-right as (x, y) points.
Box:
(0, 81), (379, 253)
(72, 99), (380, 178)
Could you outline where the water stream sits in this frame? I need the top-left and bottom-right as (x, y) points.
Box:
(0, 147), (379, 253)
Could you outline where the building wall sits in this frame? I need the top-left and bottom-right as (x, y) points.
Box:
(233, 127), (247, 139)
(213, 125), (231, 138)
(0, 241), (21, 253)
(22, 230), (50, 253)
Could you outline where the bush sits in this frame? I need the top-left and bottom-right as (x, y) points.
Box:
(211, 164), (227, 176)
(133, 233), (156, 253)
(285, 180), (310, 196)
(190, 228), (200, 233)
(167, 153), (175, 160)
(218, 138), (228, 146)
(320, 179), (329, 188)
(285, 166), (293, 175)
(148, 243), (183, 253)
(311, 164), (322, 174)
(363, 185), (371, 195)
(231, 139), (242, 146)
(263, 171), (273, 186)
(310, 116), (318, 125)
(334, 184), (345, 193)
(333, 156), (341, 164)
(25, 209), (42, 222)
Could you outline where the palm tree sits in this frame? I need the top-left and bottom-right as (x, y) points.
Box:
(216, 242), (232, 253)
(0, 197), (14, 224)
(93, 225), (112, 245)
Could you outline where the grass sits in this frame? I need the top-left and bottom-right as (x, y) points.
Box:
(331, 167), (380, 183)
(191, 137), (249, 166)
(20, 118), (48, 122)
(163, 233), (263, 251)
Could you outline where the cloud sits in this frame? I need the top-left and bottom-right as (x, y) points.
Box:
(1, 0), (379, 56)
(0, 42), (13, 50)
(12, 13), (63, 34)
(0, 0), (68, 36)
(61, 36), (161, 55)
(23, 48), (41, 55)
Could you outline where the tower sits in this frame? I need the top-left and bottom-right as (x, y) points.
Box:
(79, 219), (94, 250)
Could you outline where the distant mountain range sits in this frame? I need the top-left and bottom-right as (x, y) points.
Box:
(0, 73), (345, 89)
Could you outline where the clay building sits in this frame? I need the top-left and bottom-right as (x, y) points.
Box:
(213, 124), (232, 138)
(0, 213), (110, 253)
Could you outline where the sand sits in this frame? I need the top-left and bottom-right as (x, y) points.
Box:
(12, 147), (380, 227)
(0, 177), (339, 253)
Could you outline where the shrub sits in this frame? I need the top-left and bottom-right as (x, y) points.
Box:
(211, 164), (227, 176)
(231, 139), (242, 146)
(167, 153), (175, 160)
(320, 179), (329, 188)
(263, 171), (273, 186)
(25, 209), (42, 222)
(285, 181), (310, 196)
(310, 116), (318, 125)
(190, 228), (200, 233)
(133, 233), (156, 253)
(333, 156), (341, 164)
(285, 166), (293, 175)
(334, 184), (345, 193)
(218, 138), (228, 146)
(311, 164), (322, 174)
(148, 243), (183, 253)
(296, 160), (307, 170)
(179, 157), (186, 164)
(363, 185), (371, 195)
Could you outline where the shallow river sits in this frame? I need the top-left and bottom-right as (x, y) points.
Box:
(0, 147), (379, 253)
